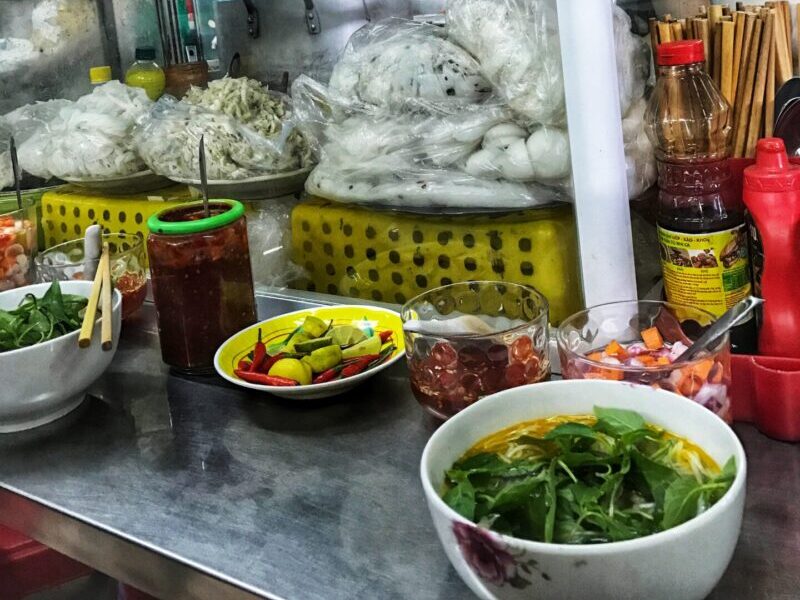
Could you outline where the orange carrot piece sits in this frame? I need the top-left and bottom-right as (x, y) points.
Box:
(587, 352), (603, 362)
(680, 374), (704, 397)
(689, 358), (715, 381)
(656, 356), (671, 366)
(638, 355), (657, 366)
(641, 327), (664, 350)
(605, 340), (625, 356)
(588, 367), (624, 381)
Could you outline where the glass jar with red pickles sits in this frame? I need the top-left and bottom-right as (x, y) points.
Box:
(401, 281), (550, 420)
(147, 200), (257, 374)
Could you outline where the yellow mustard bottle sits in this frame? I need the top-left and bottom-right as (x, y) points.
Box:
(125, 48), (166, 101)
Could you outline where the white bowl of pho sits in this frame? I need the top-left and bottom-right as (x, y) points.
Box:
(420, 380), (746, 600)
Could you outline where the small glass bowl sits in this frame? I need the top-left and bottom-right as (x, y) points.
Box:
(36, 233), (147, 319)
(401, 281), (550, 420)
(557, 300), (731, 421)
(0, 204), (38, 291)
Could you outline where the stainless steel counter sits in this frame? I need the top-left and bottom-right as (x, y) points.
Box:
(0, 296), (798, 600)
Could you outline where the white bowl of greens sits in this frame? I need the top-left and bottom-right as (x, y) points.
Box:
(421, 380), (746, 600)
(0, 280), (122, 432)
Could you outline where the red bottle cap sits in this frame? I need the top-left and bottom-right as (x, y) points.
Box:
(656, 40), (705, 66)
(744, 137), (800, 192)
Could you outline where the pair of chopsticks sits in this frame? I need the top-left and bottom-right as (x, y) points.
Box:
(78, 243), (113, 351)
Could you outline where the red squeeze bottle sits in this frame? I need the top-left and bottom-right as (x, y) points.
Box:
(743, 138), (800, 358)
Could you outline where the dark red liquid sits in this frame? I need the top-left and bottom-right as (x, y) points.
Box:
(408, 336), (549, 420)
(148, 208), (256, 373)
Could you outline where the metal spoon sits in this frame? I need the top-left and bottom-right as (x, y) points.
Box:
(198, 134), (210, 218)
(675, 296), (764, 364)
(9, 136), (22, 210)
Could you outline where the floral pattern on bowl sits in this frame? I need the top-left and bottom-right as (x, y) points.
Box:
(453, 522), (545, 590)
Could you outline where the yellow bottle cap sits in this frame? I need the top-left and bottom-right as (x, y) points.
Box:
(89, 66), (112, 85)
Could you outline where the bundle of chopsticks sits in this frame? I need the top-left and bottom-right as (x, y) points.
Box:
(650, 2), (796, 157)
(78, 243), (114, 351)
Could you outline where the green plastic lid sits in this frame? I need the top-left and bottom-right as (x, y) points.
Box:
(147, 200), (244, 235)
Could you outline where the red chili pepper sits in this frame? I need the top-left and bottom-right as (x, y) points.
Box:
(238, 360), (252, 372)
(312, 365), (343, 384)
(251, 328), (267, 373)
(379, 330), (394, 343)
(340, 356), (375, 379)
(257, 352), (285, 374)
(234, 369), (298, 387)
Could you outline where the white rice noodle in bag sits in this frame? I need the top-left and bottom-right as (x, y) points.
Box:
(2, 82), (150, 180)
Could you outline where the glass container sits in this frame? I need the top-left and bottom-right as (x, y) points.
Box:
(164, 61), (209, 99)
(401, 281), (550, 420)
(0, 204), (38, 291)
(147, 200), (256, 374)
(36, 233), (147, 319)
(557, 300), (731, 421)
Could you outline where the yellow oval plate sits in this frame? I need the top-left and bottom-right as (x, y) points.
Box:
(214, 305), (405, 400)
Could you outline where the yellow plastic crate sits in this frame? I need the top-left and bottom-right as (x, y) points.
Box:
(41, 185), (192, 249)
(291, 197), (583, 323)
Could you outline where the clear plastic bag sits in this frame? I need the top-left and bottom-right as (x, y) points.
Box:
(446, 1), (649, 127)
(623, 97), (657, 200)
(3, 83), (150, 180)
(247, 196), (308, 289)
(293, 75), (567, 208)
(329, 17), (492, 110)
(3, 99), (71, 180)
(134, 89), (309, 181)
(0, 120), (12, 190)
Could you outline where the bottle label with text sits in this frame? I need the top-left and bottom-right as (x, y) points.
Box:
(657, 225), (751, 317)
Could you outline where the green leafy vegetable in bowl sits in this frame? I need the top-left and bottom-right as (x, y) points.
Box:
(442, 406), (736, 544)
(0, 281), (88, 351)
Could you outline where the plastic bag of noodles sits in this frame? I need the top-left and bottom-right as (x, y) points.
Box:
(328, 17), (493, 110)
(3, 82), (151, 180)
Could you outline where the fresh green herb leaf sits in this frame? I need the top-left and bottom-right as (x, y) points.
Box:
(593, 406), (646, 436)
(443, 471), (476, 520)
(631, 449), (679, 509)
(662, 476), (703, 529)
(544, 423), (598, 441)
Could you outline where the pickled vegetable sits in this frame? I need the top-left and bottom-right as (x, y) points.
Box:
(302, 345), (342, 374)
(341, 335), (381, 360)
(269, 358), (313, 385)
(302, 315), (329, 338)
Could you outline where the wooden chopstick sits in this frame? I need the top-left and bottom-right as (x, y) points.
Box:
(78, 245), (112, 349)
(101, 243), (113, 352)
(746, 10), (775, 157)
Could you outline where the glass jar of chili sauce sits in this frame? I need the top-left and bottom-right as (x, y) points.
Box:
(147, 200), (257, 374)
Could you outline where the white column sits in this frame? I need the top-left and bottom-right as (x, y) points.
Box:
(557, 0), (638, 306)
